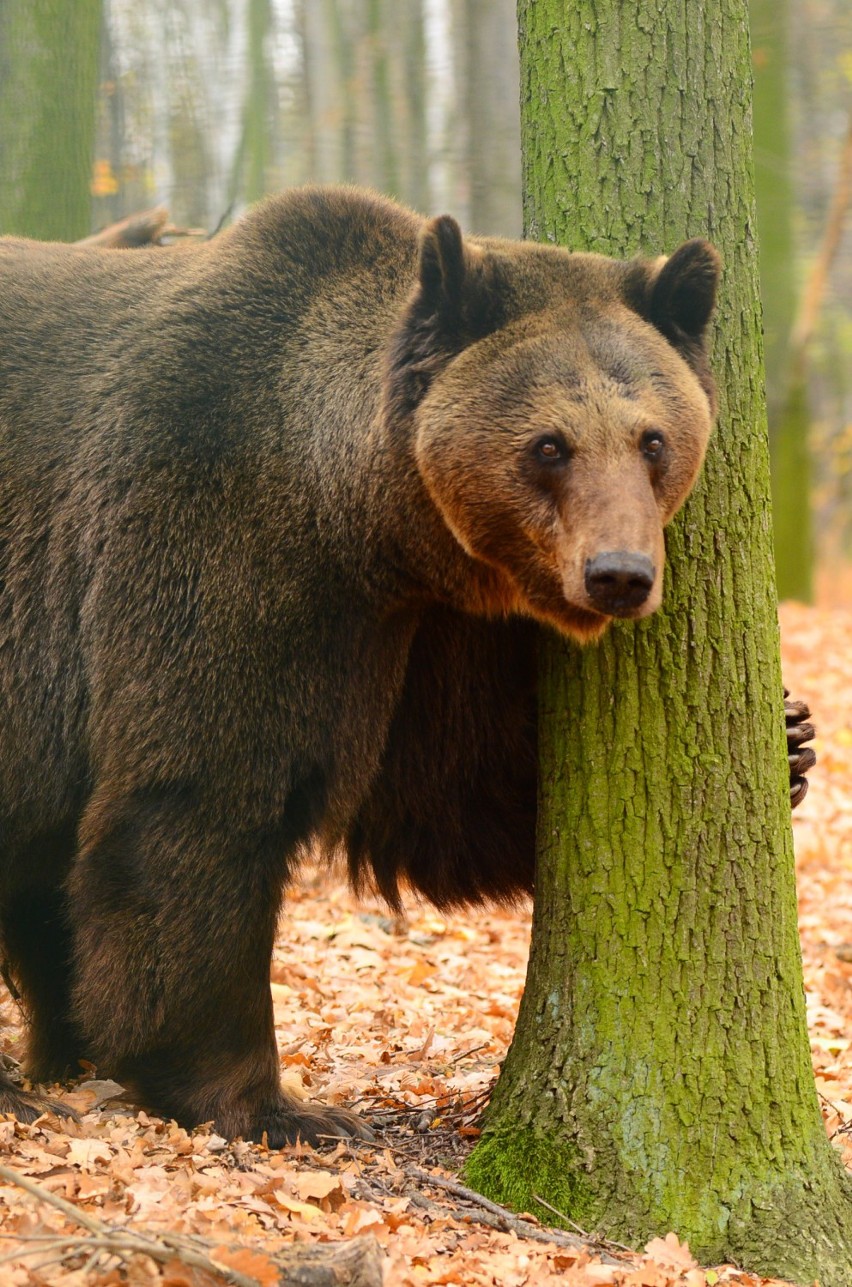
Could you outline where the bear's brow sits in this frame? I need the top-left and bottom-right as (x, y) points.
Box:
(600, 359), (642, 399)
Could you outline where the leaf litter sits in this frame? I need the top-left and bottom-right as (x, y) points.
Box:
(0, 601), (848, 1286)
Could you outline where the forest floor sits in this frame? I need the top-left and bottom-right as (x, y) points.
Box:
(1, 600), (851, 1287)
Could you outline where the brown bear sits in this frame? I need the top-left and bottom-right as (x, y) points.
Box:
(0, 186), (811, 1145)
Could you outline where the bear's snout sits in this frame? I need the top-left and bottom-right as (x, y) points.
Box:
(584, 551), (656, 615)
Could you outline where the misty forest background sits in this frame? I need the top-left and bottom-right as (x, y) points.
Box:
(0, 0), (850, 599)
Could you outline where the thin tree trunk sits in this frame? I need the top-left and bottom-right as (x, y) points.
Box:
(300, 0), (354, 183)
(461, 0), (522, 236)
(0, 0), (102, 240)
(751, 0), (814, 602)
(788, 108), (852, 362)
(400, 0), (429, 212)
(772, 108), (852, 600)
(752, 0), (797, 420)
(366, 0), (399, 195)
(465, 2), (852, 1282)
(242, 0), (274, 203)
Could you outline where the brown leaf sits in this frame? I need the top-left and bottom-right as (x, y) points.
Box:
(644, 1231), (698, 1270)
(210, 1246), (281, 1286)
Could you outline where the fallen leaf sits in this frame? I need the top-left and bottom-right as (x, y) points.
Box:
(210, 1246), (280, 1286)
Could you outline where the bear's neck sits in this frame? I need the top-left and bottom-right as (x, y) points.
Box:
(344, 416), (523, 623)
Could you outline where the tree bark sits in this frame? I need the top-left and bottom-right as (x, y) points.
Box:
(464, 2), (852, 1282)
(0, 0), (102, 240)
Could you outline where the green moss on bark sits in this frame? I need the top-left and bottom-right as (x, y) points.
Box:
(465, 1128), (595, 1225)
(468, 1126), (852, 1285)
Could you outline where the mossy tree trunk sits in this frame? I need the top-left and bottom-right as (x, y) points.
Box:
(751, 0), (813, 601)
(0, 0), (101, 240)
(464, 3), (852, 1282)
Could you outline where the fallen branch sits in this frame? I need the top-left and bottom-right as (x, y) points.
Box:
(76, 207), (208, 249)
(76, 207), (170, 248)
(0, 1164), (383, 1286)
(408, 1166), (626, 1266)
(788, 105), (852, 375)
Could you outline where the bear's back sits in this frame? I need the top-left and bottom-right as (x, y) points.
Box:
(0, 188), (423, 461)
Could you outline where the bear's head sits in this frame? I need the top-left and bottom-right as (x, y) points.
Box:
(384, 216), (721, 641)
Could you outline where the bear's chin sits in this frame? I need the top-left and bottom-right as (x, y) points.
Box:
(554, 597), (663, 641)
(538, 602), (613, 643)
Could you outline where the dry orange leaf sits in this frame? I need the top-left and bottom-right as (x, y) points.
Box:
(644, 1231), (698, 1270)
(271, 1190), (326, 1222)
(210, 1246), (280, 1286)
(290, 1168), (346, 1207)
(406, 959), (437, 987)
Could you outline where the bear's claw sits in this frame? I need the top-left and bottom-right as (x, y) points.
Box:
(785, 688), (816, 809)
(245, 1101), (375, 1149)
(0, 1078), (79, 1125)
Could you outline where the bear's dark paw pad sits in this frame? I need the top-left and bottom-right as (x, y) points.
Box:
(0, 1081), (79, 1125)
(251, 1101), (375, 1149)
(784, 688), (816, 810)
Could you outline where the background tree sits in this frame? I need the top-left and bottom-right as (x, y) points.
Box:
(241, 0), (274, 204)
(0, 0), (102, 240)
(450, 0), (522, 235)
(752, 0), (814, 601)
(463, 3), (852, 1282)
(791, 2), (852, 575)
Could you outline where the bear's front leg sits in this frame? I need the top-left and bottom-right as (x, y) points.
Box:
(67, 784), (370, 1146)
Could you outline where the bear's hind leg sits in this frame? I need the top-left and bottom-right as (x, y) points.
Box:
(0, 1063), (79, 1124)
(1, 826), (85, 1085)
(68, 785), (371, 1147)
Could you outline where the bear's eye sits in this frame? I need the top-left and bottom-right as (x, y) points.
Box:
(533, 435), (569, 464)
(641, 429), (666, 460)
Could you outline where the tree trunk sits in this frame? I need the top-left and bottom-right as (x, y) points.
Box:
(365, 0), (400, 196)
(771, 374), (815, 603)
(464, 2), (852, 1282)
(752, 0), (796, 421)
(751, 0), (813, 601)
(455, 0), (522, 236)
(242, 0), (274, 204)
(0, 0), (102, 240)
(300, 0), (355, 184)
(399, 0), (429, 213)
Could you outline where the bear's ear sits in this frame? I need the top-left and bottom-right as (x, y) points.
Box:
(418, 214), (468, 311)
(648, 239), (721, 341)
(384, 216), (505, 423)
(628, 239), (722, 409)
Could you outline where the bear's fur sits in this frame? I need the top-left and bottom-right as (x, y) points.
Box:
(0, 186), (722, 1144)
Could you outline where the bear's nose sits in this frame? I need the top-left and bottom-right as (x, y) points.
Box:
(584, 552), (655, 614)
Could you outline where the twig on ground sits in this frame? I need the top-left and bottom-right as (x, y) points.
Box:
(0, 1163), (383, 1286)
(407, 1166), (626, 1266)
(532, 1193), (634, 1254)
